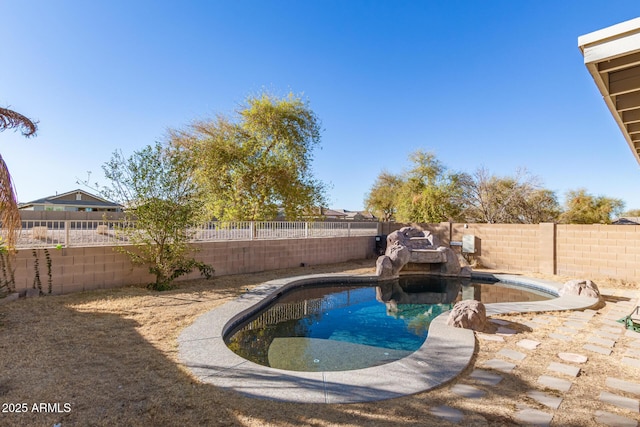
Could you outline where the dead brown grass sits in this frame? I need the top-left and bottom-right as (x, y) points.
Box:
(0, 261), (638, 426)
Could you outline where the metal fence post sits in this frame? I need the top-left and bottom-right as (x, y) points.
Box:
(304, 222), (309, 238)
(348, 222), (351, 237)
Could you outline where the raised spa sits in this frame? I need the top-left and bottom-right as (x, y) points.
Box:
(224, 276), (553, 372)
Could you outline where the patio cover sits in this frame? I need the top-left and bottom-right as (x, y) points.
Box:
(579, 17), (640, 165)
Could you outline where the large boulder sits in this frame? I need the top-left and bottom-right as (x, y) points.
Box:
(559, 279), (601, 299)
(446, 300), (489, 331)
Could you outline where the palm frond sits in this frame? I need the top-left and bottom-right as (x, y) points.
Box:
(0, 107), (38, 137)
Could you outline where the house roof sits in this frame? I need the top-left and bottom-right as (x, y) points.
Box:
(19, 189), (122, 209)
(612, 216), (640, 225)
(579, 17), (640, 165)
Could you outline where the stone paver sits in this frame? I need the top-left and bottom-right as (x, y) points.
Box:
(600, 319), (625, 327)
(584, 344), (612, 356)
(517, 339), (541, 350)
(622, 357), (640, 369)
(527, 390), (563, 409)
(564, 320), (588, 329)
(594, 329), (622, 340)
(629, 340), (640, 348)
(498, 348), (526, 361)
(531, 316), (553, 324)
(429, 405), (464, 423)
(514, 407), (553, 426)
(469, 369), (503, 386)
(600, 325), (624, 335)
(547, 362), (580, 377)
(549, 333), (572, 342)
(476, 333), (505, 342)
(625, 348), (640, 358)
(538, 375), (572, 392)
(595, 410), (638, 427)
(606, 377), (640, 396)
(451, 384), (486, 399)
(599, 391), (640, 412)
(626, 329), (640, 340)
(482, 359), (516, 373)
(557, 352), (588, 364)
(557, 327), (578, 335)
(496, 326), (517, 335)
(587, 335), (616, 348)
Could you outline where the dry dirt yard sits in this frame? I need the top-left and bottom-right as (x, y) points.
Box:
(0, 260), (638, 426)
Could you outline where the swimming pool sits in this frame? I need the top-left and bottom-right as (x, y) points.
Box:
(224, 276), (553, 371)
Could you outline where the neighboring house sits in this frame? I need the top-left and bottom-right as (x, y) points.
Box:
(332, 209), (378, 221)
(612, 217), (640, 225)
(18, 189), (123, 212)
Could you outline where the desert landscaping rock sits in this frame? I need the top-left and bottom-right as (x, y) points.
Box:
(429, 405), (465, 423)
(517, 339), (541, 350)
(559, 279), (600, 299)
(482, 359), (516, 373)
(595, 410), (638, 427)
(497, 348), (526, 361)
(557, 352), (588, 364)
(599, 391), (640, 412)
(450, 384), (486, 399)
(584, 343), (612, 355)
(469, 369), (503, 386)
(526, 390), (563, 409)
(489, 318), (510, 326)
(447, 300), (490, 331)
(547, 362), (580, 377)
(606, 377), (640, 396)
(537, 375), (572, 392)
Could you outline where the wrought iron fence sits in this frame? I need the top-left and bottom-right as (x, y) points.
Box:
(11, 220), (379, 249)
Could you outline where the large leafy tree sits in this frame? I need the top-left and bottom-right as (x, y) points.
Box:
(461, 167), (560, 224)
(0, 107), (37, 251)
(172, 92), (327, 221)
(394, 150), (467, 223)
(364, 171), (402, 221)
(98, 142), (213, 290)
(559, 189), (624, 224)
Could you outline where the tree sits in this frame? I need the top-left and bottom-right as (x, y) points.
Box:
(622, 209), (640, 217)
(0, 107), (38, 250)
(394, 150), (467, 223)
(172, 92), (327, 221)
(98, 142), (213, 290)
(364, 171), (402, 221)
(559, 189), (624, 224)
(0, 106), (37, 295)
(461, 167), (560, 224)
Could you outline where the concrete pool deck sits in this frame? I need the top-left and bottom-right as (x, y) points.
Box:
(178, 273), (600, 403)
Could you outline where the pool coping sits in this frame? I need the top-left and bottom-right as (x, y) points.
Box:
(177, 272), (599, 403)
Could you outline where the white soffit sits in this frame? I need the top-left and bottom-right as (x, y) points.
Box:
(579, 17), (640, 165)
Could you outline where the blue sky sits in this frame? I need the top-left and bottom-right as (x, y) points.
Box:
(2, 1), (640, 213)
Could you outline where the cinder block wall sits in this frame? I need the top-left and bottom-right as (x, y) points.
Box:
(385, 222), (640, 281)
(556, 224), (640, 280)
(10, 236), (375, 295)
(451, 223), (541, 272)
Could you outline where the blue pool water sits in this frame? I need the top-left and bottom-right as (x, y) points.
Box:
(225, 276), (552, 371)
